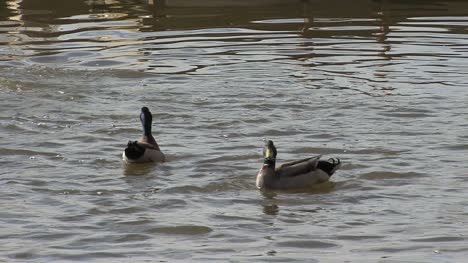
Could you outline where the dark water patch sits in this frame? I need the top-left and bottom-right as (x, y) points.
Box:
(211, 214), (260, 222)
(18, 179), (49, 187)
(438, 144), (468, 151)
(115, 219), (158, 226)
(303, 133), (337, 139)
(7, 250), (40, 261)
(52, 252), (126, 261)
(114, 233), (151, 243)
(410, 236), (465, 242)
(277, 240), (338, 249)
(343, 220), (377, 227)
(35, 141), (66, 149)
(106, 206), (145, 215)
(376, 131), (437, 137)
(379, 112), (434, 118)
(148, 225), (212, 235)
(336, 234), (385, 241)
(148, 198), (188, 210)
(28, 231), (76, 241)
(1, 123), (42, 134)
(80, 59), (127, 67)
(358, 171), (424, 180)
(366, 245), (433, 253)
(55, 214), (92, 223)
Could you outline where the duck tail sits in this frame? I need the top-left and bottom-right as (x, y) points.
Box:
(317, 158), (341, 176)
(124, 141), (145, 160)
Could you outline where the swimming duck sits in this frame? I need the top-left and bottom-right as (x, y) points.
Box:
(256, 140), (341, 190)
(122, 107), (165, 164)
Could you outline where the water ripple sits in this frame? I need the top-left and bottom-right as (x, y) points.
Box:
(1, 0), (468, 262)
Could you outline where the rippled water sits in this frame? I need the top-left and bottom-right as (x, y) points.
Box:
(1, 0), (467, 262)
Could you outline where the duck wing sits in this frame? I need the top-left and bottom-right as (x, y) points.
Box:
(276, 155), (321, 178)
(124, 141), (159, 159)
(124, 141), (146, 160)
(137, 141), (159, 150)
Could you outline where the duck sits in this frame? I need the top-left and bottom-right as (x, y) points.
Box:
(256, 140), (341, 190)
(122, 107), (165, 164)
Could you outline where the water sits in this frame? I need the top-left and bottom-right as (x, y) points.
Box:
(1, 0), (467, 262)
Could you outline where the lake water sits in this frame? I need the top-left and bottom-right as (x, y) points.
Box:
(1, 0), (467, 262)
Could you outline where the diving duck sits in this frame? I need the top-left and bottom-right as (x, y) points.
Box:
(122, 107), (165, 164)
(256, 140), (341, 190)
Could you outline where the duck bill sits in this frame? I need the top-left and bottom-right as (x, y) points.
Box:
(265, 148), (274, 159)
(263, 147), (276, 168)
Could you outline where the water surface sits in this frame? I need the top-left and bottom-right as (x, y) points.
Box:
(1, 0), (467, 262)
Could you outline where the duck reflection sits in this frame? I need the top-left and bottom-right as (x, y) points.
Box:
(258, 181), (335, 215)
(122, 161), (156, 176)
(263, 203), (279, 216)
(260, 190), (280, 216)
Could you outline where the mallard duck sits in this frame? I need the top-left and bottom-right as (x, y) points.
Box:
(122, 107), (165, 164)
(256, 140), (341, 190)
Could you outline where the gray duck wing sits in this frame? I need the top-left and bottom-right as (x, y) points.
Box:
(137, 141), (159, 150)
(276, 156), (321, 178)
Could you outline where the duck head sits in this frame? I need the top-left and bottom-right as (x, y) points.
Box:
(256, 140), (277, 189)
(263, 140), (277, 168)
(140, 107), (152, 136)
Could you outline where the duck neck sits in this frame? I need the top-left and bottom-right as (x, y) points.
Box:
(143, 125), (152, 136)
(257, 160), (276, 189)
(140, 112), (152, 136)
(263, 158), (276, 169)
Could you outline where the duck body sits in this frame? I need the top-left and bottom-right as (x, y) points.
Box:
(123, 141), (165, 163)
(122, 107), (165, 164)
(256, 140), (341, 190)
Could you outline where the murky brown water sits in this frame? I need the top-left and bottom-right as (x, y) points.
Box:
(1, 0), (467, 262)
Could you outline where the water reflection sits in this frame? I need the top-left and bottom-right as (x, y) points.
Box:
(122, 162), (157, 176)
(260, 190), (280, 216)
(259, 182), (335, 216)
(151, 0), (302, 8)
(3, 0), (468, 73)
(263, 203), (279, 216)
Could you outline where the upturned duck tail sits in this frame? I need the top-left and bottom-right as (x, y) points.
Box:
(317, 158), (341, 176)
